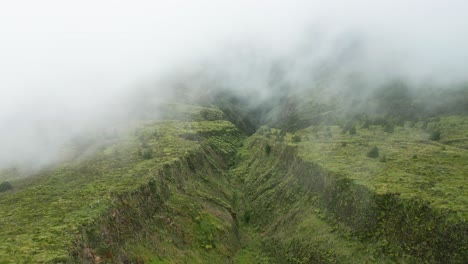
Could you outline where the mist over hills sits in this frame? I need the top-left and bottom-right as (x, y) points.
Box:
(1, 0), (468, 170)
(0, 1), (467, 263)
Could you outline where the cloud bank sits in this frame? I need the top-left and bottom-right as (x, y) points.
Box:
(0, 0), (467, 169)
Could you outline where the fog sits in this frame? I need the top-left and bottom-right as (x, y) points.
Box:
(1, 0), (467, 170)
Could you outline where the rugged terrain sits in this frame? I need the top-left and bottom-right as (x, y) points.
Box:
(0, 91), (467, 263)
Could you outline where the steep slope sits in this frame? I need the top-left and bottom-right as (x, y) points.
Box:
(0, 106), (243, 263)
(231, 118), (467, 263)
(0, 99), (466, 263)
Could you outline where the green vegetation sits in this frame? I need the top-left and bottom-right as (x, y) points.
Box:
(367, 146), (380, 158)
(0, 104), (242, 263)
(230, 120), (467, 263)
(231, 134), (392, 263)
(0, 96), (467, 263)
(430, 130), (441, 141)
(264, 143), (271, 155)
(0, 181), (12, 192)
(295, 116), (468, 216)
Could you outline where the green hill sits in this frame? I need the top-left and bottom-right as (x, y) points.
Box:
(0, 92), (467, 263)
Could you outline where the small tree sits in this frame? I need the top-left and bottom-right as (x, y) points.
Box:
(265, 144), (271, 155)
(367, 146), (379, 158)
(0, 181), (13, 192)
(430, 130), (441, 141)
(142, 148), (153, 159)
(384, 123), (394, 133)
(292, 135), (301, 143)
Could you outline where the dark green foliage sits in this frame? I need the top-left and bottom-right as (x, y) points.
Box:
(243, 211), (251, 224)
(200, 108), (224, 121)
(349, 126), (357, 135)
(265, 144), (271, 155)
(341, 142), (347, 147)
(0, 181), (12, 192)
(367, 146), (379, 158)
(383, 123), (394, 133)
(292, 135), (301, 143)
(430, 130), (441, 141)
(141, 148), (153, 159)
(379, 154), (387, 163)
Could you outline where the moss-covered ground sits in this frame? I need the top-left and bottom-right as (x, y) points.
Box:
(293, 115), (467, 217)
(0, 104), (243, 263)
(0, 101), (466, 263)
(231, 115), (466, 263)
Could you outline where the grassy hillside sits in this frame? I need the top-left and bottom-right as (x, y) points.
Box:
(294, 116), (467, 216)
(0, 105), (242, 263)
(0, 98), (466, 263)
(229, 116), (466, 263)
(231, 135), (393, 263)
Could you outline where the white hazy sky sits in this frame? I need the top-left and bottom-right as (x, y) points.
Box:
(0, 0), (467, 169)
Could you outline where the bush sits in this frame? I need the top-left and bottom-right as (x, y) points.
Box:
(383, 123), (394, 133)
(0, 181), (13, 192)
(141, 148), (153, 159)
(379, 154), (387, 163)
(367, 146), (379, 158)
(430, 130), (441, 141)
(265, 144), (271, 155)
(243, 211), (251, 224)
(349, 126), (357, 135)
(292, 135), (301, 143)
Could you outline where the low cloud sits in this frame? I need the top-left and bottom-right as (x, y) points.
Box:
(0, 0), (467, 170)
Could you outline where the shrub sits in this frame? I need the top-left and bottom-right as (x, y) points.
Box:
(243, 211), (251, 224)
(0, 181), (13, 192)
(367, 146), (379, 158)
(379, 154), (387, 163)
(430, 130), (441, 141)
(141, 148), (153, 159)
(383, 123), (394, 133)
(292, 135), (301, 143)
(349, 126), (357, 135)
(265, 144), (271, 155)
